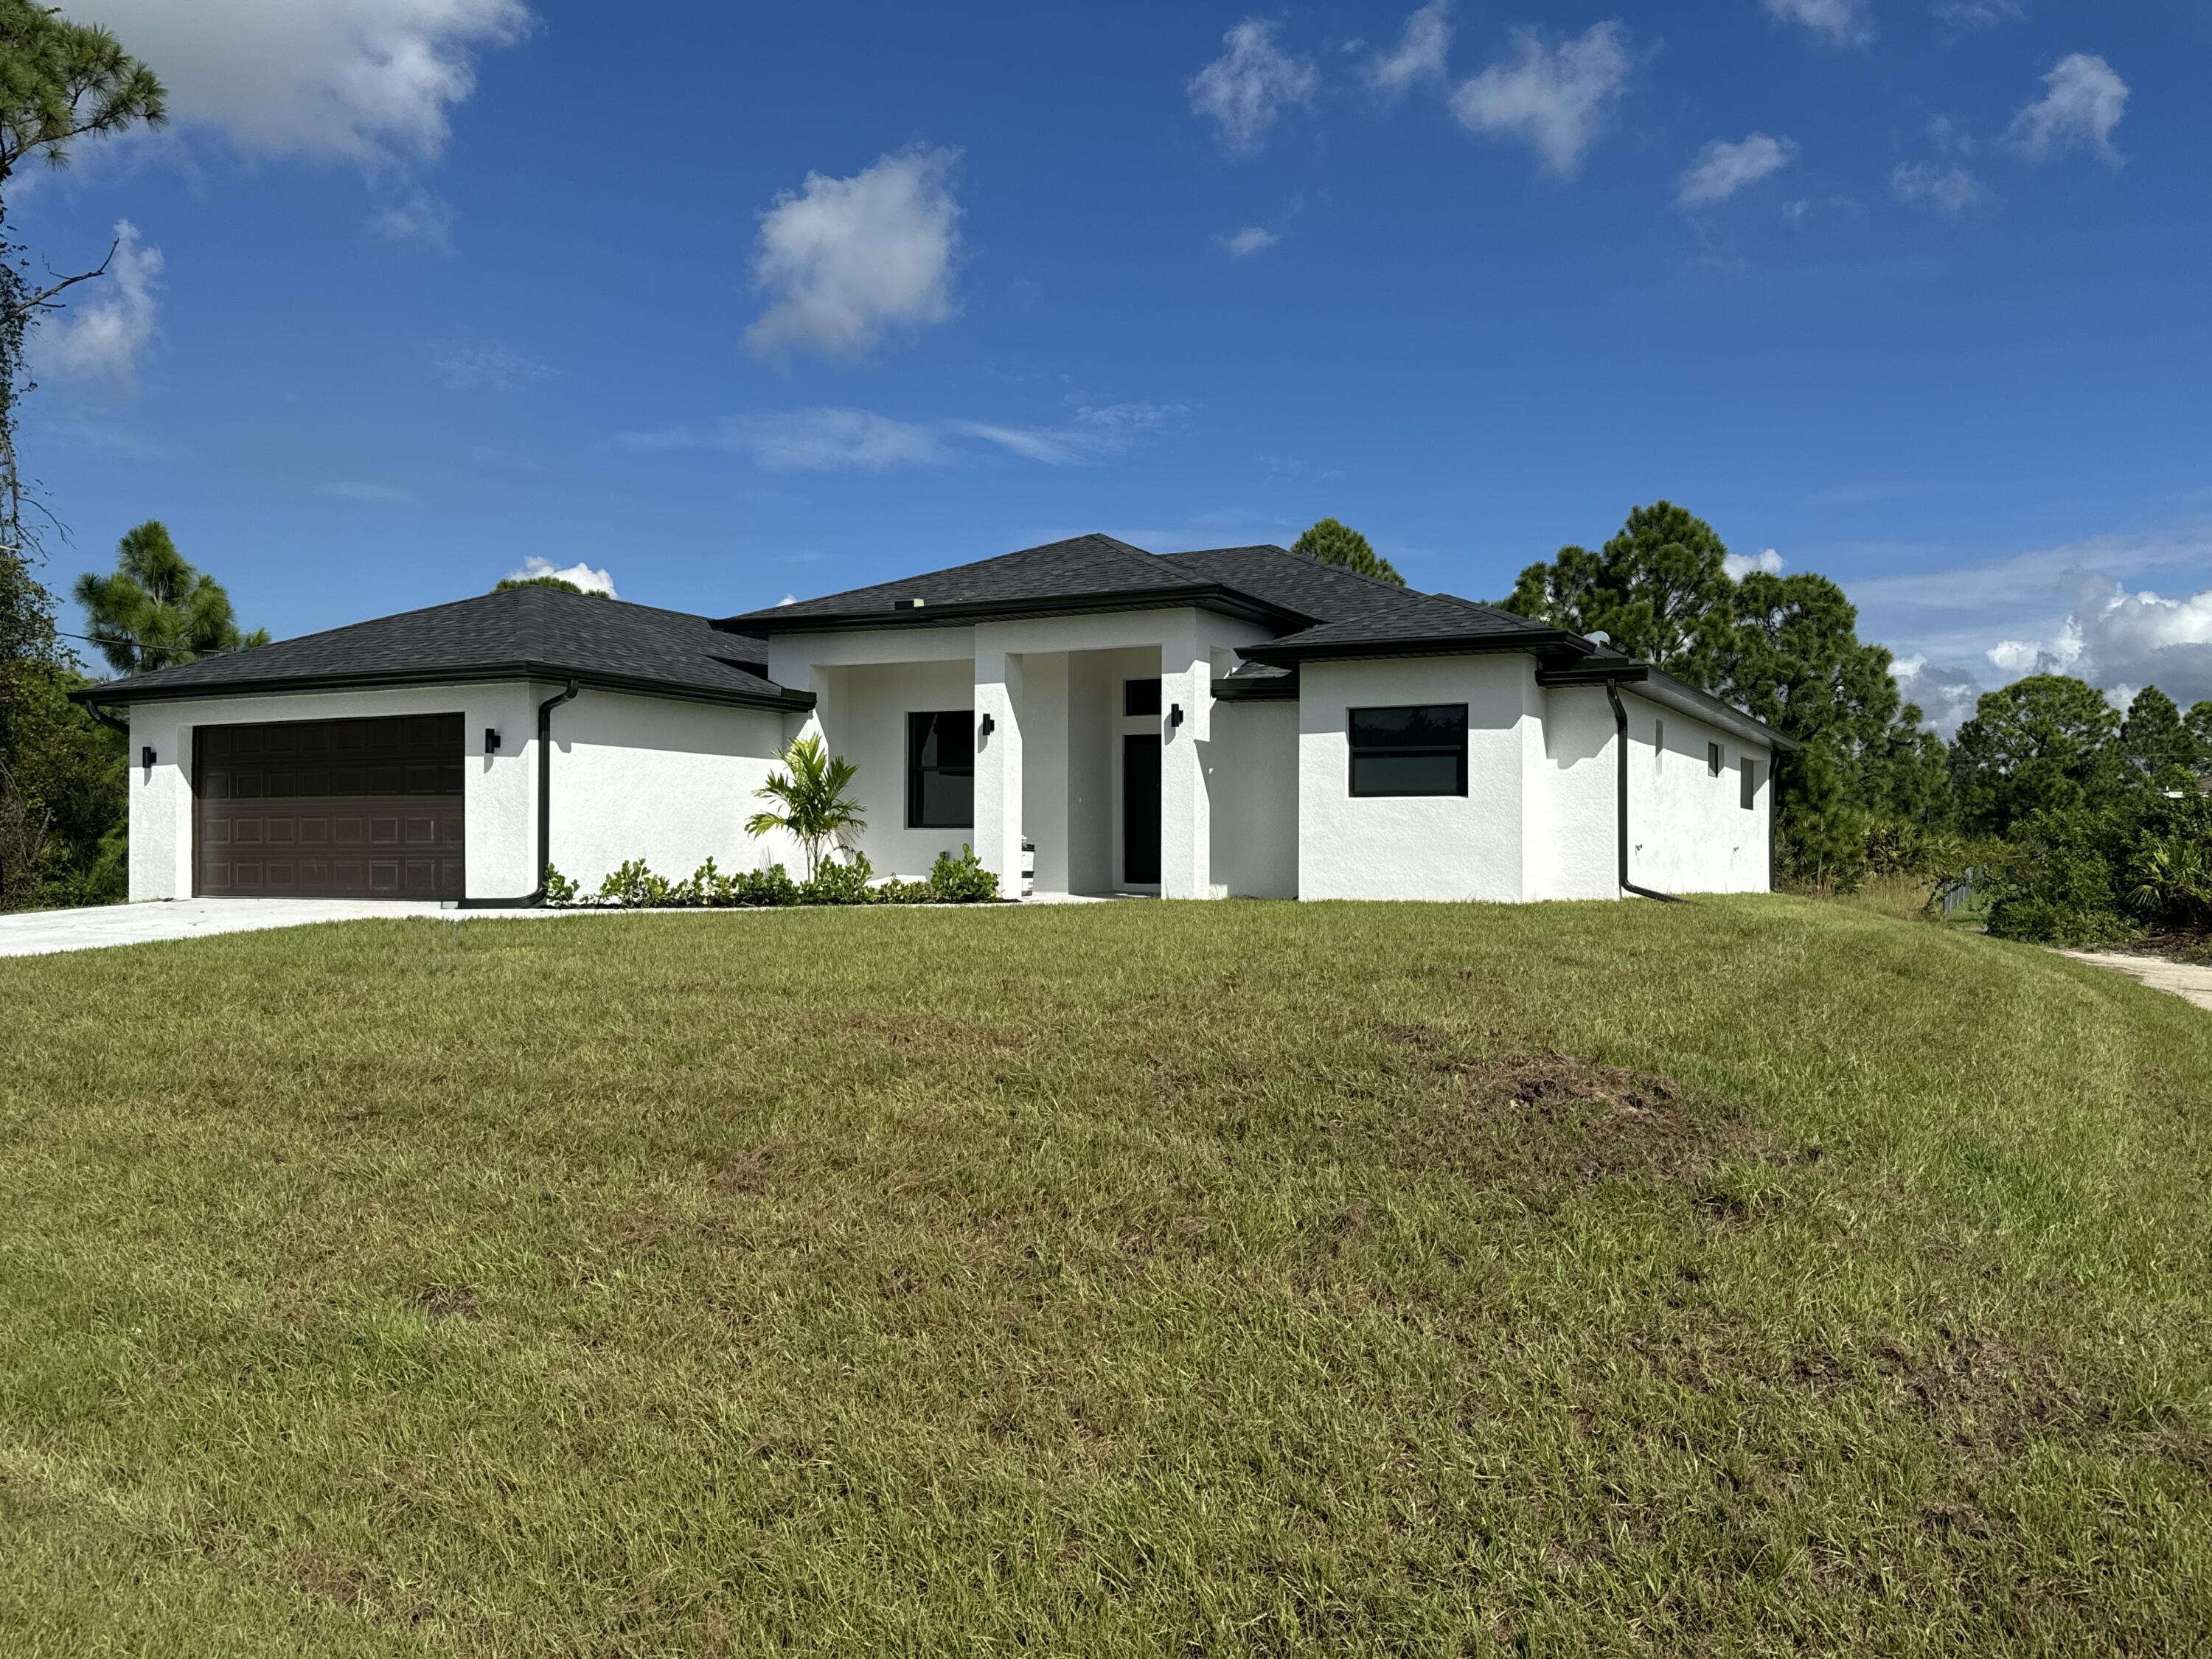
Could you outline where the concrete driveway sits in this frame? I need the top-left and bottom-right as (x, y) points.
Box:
(0, 897), (561, 958)
(2062, 950), (2212, 1012)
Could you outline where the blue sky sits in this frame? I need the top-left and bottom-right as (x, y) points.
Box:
(26, 0), (2212, 728)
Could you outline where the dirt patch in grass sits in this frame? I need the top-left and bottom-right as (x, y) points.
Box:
(406, 1284), (479, 1322)
(1379, 1030), (1814, 1196)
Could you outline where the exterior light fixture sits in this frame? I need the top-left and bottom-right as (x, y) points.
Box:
(1169, 703), (1185, 728)
(485, 727), (501, 754)
(140, 745), (155, 770)
(978, 712), (996, 737)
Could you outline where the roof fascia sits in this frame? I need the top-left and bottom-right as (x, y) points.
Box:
(67, 661), (816, 714)
(714, 583), (1310, 637)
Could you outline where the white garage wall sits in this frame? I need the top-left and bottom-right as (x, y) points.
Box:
(1621, 691), (1771, 894)
(1208, 700), (1297, 898)
(549, 687), (796, 891)
(121, 681), (540, 902)
(1298, 655), (1540, 902)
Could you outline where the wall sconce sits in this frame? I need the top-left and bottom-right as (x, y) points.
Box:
(484, 727), (501, 755)
(140, 745), (156, 771)
(1168, 703), (1185, 729)
(978, 712), (996, 737)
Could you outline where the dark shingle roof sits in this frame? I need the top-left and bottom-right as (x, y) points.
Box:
(70, 585), (808, 710)
(717, 534), (1310, 632)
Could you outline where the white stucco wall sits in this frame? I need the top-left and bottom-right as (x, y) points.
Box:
(1532, 684), (1621, 902)
(122, 682), (540, 902)
(1208, 700), (1298, 899)
(1621, 692), (1771, 894)
(120, 680), (800, 903)
(822, 658), (979, 879)
(549, 688), (796, 891)
(1298, 655), (1541, 902)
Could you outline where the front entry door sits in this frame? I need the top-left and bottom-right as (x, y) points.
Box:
(1122, 733), (1161, 885)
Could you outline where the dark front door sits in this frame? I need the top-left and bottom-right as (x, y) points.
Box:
(1122, 732), (1161, 886)
(194, 714), (465, 899)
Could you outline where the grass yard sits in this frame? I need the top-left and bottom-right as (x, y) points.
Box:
(3, 897), (2211, 1656)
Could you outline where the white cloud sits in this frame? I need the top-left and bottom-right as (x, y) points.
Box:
(31, 220), (161, 385)
(1892, 159), (1992, 220)
(504, 555), (615, 597)
(1888, 655), (1986, 735)
(1450, 23), (1633, 178)
(66, 0), (528, 241)
(1934, 0), (2022, 24)
(1189, 20), (1318, 157)
(320, 480), (413, 502)
(1366, 1), (1453, 97)
(618, 402), (1185, 473)
(1759, 0), (1874, 46)
(2007, 53), (2129, 167)
(1725, 547), (1788, 580)
(1986, 580), (2212, 704)
(435, 341), (554, 391)
(744, 147), (962, 364)
(1214, 225), (1279, 257)
(1677, 133), (1799, 208)
(66, 0), (528, 160)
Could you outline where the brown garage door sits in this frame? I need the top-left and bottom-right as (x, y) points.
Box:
(195, 714), (465, 899)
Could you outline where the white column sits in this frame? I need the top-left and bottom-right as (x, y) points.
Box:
(1160, 617), (1213, 900)
(973, 640), (1024, 894)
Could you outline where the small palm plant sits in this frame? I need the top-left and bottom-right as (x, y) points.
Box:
(745, 735), (866, 880)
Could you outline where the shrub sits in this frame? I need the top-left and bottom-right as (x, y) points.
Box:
(928, 844), (1001, 904)
(873, 877), (936, 903)
(542, 865), (580, 905)
(734, 863), (799, 907)
(598, 859), (678, 908)
(802, 852), (876, 905)
(1981, 810), (2129, 946)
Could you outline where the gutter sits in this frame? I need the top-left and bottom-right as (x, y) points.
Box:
(1604, 681), (1683, 905)
(452, 678), (579, 910)
(66, 663), (813, 714)
(80, 700), (128, 734)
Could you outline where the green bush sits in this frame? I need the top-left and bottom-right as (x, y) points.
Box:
(1981, 810), (2129, 945)
(928, 844), (1001, 904)
(801, 853), (876, 905)
(542, 849), (1006, 909)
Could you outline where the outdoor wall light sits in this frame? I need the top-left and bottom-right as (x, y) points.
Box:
(978, 712), (995, 737)
(140, 745), (155, 771)
(1169, 703), (1185, 728)
(484, 727), (501, 755)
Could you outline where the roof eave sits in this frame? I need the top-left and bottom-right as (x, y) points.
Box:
(1241, 628), (1590, 666)
(1535, 658), (1798, 752)
(67, 661), (816, 714)
(715, 583), (1312, 636)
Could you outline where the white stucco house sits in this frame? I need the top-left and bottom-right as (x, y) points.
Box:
(74, 535), (1794, 905)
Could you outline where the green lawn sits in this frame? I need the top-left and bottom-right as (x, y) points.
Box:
(3, 898), (2209, 1656)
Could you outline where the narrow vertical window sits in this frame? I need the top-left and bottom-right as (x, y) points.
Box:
(1707, 741), (1723, 777)
(1741, 757), (1759, 810)
(906, 711), (974, 828)
(1655, 718), (1664, 770)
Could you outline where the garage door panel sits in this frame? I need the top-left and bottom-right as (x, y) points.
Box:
(196, 713), (464, 900)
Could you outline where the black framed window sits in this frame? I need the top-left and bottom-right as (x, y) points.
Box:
(1124, 677), (1161, 717)
(906, 711), (973, 828)
(1707, 740), (1724, 777)
(1740, 757), (1759, 810)
(1348, 704), (1468, 797)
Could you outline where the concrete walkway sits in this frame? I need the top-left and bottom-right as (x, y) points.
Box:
(0, 897), (579, 959)
(2062, 950), (2212, 1012)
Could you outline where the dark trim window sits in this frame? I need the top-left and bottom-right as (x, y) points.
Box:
(1124, 677), (1161, 717)
(906, 711), (973, 828)
(1348, 704), (1468, 797)
(1740, 757), (1759, 811)
(1707, 740), (1724, 777)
